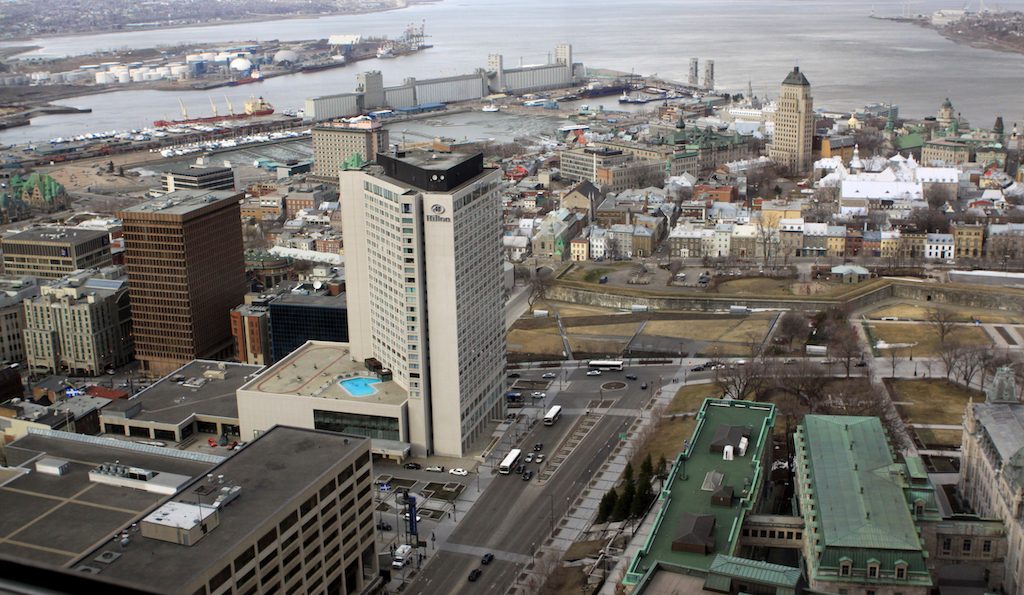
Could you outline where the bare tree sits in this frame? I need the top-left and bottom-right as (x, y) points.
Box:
(817, 381), (910, 450)
(772, 360), (831, 410)
(938, 340), (961, 380)
(755, 221), (777, 269)
(927, 309), (959, 345)
(953, 346), (990, 388)
(888, 348), (904, 378)
(828, 323), (862, 378)
(527, 270), (553, 308)
(715, 360), (767, 400)
(777, 312), (809, 350)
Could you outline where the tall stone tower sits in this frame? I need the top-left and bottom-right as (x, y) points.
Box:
(768, 66), (814, 175)
(688, 58), (699, 87)
(703, 60), (715, 90)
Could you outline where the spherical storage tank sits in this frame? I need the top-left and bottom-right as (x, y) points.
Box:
(273, 49), (299, 64)
(229, 57), (253, 72)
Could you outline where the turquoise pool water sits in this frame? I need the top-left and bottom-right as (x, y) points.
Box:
(339, 377), (381, 397)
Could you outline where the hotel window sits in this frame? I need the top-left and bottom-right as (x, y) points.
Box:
(963, 539), (972, 553)
(867, 562), (879, 578)
(839, 559), (852, 576)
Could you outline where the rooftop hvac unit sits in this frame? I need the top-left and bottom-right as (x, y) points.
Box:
(723, 445), (734, 461)
(738, 437), (749, 457)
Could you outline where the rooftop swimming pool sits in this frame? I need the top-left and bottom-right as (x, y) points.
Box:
(339, 377), (381, 397)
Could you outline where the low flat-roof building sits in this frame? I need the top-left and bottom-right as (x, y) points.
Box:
(625, 399), (778, 588)
(237, 340), (410, 460)
(100, 360), (262, 446)
(162, 166), (235, 193)
(2, 227), (112, 279)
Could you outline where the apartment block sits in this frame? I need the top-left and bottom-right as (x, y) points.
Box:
(312, 118), (390, 179)
(768, 67), (814, 175)
(119, 190), (245, 375)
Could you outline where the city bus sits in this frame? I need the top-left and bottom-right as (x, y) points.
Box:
(543, 405), (562, 426)
(588, 360), (623, 371)
(499, 448), (522, 474)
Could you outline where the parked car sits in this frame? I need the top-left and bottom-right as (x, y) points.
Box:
(640, 383), (648, 390)
(507, 372), (521, 378)
(522, 470), (534, 481)
(468, 569), (482, 582)
(855, 361), (868, 367)
(535, 454), (545, 463)
(404, 462), (422, 470)
(542, 372), (557, 379)
(690, 365), (705, 372)
(531, 391), (546, 398)
(403, 512), (422, 522)
(514, 464), (526, 475)
(783, 358), (797, 365)
(449, 468), (469, 476)
(534, 443), (543, 451)
(425, 465), (444, 472)
(481, 553), (494, 565)
(586, 370), (602, 376)
(524, 453), (534, 463)
(376, 521), (393, 531)
(625, 374), (638, 380)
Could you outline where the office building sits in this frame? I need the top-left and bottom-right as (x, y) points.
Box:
(312, 118), (390, 180)
(269, 291), (348, 362)
(0, 425), (377, 595)
(961, 366), (1024, 594)
(22, 268), (133, 376)
(769, 66), (814, 175)
(341, 150), (505, 457)
(1, 227), (112, 279)
(162, 166), (235, 193)
(119, 190), (245, 376)
(795, 415), (934, 594)
(231, 301), (272, 366)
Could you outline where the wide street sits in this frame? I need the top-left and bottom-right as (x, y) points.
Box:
(404, 363), (680, 594)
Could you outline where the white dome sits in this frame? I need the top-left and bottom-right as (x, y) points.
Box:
(274, 49), (299, 63)
(229, 57), (253, 72)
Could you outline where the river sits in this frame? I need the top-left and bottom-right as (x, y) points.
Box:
(3, 0), (1024, 144)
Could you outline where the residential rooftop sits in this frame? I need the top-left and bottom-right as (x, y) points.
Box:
(73, 426), (369, 591)
(240, 341), (408, 407)
(100, 360), (262, 425)
(626, 399), (775, 583)
(0, 430), (219, 567)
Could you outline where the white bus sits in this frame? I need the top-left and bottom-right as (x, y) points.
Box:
(499, 448), (522, 474)
(588, 360), (624, 371)
(543, 405), (562, 426)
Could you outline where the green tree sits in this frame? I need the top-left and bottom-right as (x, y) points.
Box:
(656, 455), (668, 478)
(623, 462), (634, 483)
(632, 471), (653, 518)
(596, 490), (615, 523)
(613, 482), (634, 522)
(640, 454), (653, 480)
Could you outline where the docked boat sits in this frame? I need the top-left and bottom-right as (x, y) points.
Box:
(482, 103), (500, 112)
(153, 96), (275, 128)
(376, 42), (396, 59)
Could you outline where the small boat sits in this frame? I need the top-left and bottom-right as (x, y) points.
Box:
(376, 42), (396, 59)
(482, 103), (499, 112)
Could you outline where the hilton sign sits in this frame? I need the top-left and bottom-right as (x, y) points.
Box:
(426, 203), (451, 223)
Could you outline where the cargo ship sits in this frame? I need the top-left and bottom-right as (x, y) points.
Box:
(228, 68), (264, 86)
(153, 96), (274, 128)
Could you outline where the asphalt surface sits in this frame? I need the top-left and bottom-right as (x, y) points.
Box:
(405, 364), (678, 594)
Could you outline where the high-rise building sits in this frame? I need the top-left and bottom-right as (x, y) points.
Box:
(163, 165), (235, 193)
(119, 190), (245, 375)
(0, 276), (39, 365)
(340, 150), (505, 457)
(22, 268), (133, 376)
(768, 66), (814, 175)
(231, 301), (272, 366)
(312, 118), (389, 180)
(1, 227), (112, 279)
(688, 58), (699, 87)
(703, 59), (715, 90)
(554, 43), (573, 67)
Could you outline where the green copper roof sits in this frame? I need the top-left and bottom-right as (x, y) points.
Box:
(801, 416), (923, 551)
(782, 66), (810, 87)
(706, 555), (801, 588)
(893, 133), (924, 150)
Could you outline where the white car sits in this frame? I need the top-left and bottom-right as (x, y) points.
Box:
(586, 370), (602, 376)
(541, 372), (557, 379)
(403, 513), (422, 522)
(425, 465), (444, 472)
(449, 468), (468, 476)
(531, 391), (546, 399)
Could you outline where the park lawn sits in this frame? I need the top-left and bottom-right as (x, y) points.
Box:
(563, 322), (642, 337)
(507, 329), (565, 356)
(712, 277), (796, 296)
(536, 301), (618, 318)
(668, 383), (723, 414)
(915, 428), (963, 449)
(717, 316), (774, 344)
(698, 342), (757, 357)
(632, 416), (697, 473)
(868, 302), (1024, 324)
(892, 379), (981, 425)
(868, 322), (990, 356)
(567, 337), (628, 356)
(641, 318), (731, 340)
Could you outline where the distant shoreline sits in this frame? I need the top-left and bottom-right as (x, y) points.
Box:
(1, 0), (441, 51)
(871, 13), (1024, 57)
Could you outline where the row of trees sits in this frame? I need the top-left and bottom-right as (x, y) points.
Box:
(594, 456), (658, 525)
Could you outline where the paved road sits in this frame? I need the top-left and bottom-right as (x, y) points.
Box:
(405, 365), (676, 594)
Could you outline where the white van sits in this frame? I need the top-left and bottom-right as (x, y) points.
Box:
(392, 544), (413, 569)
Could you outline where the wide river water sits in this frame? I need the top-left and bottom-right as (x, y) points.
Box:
(3, 0), (1024, 143)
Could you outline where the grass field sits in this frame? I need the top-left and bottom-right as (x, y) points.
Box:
(868, 322), (991, 356)
(667, 384), (722, 414)
(712, 277), (795, 296)
(563, 322), (641, 337)
(641, 313), (774, 343)
(507, 329), (565, 356)
(891, 379), (981, 425)
(632, 416), (696, 473)
(867, 302), (1024, 324)
(537, 301), (618, 318)
(915, 428), (963, 449)
(567, 337), (628, 355)
(698, 342), (759, 357)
